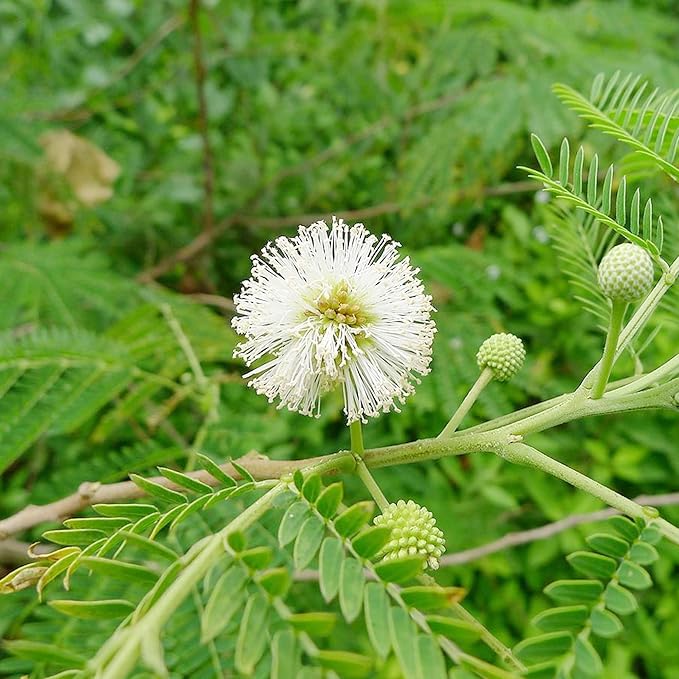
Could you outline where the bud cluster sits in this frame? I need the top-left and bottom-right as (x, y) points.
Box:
(374, 499), (446, 570)
(476, 333), (525, 382)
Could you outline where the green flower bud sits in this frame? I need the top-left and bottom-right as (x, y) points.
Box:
(476, 333), (525, 382)
(373, 499), (446, 570)
(598, 243), (654, 303)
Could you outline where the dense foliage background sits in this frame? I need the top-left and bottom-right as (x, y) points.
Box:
(1, 0), (678, 677)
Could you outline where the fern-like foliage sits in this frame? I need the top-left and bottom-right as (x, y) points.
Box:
(515, 515), (662, 678)
(0, 240), (140, 330)
(1, 467), (522, 679)
(541, 205), (611, 326)
(553, 72), (679, 183)
(521, 135), (667, 269)
(0, 329), (135, 473)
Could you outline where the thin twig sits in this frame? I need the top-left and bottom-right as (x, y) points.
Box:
(136, 179), (538, 282)
(189, 0), (216, 236)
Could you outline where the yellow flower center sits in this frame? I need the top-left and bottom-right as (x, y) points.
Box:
(314, 281), (367, 326)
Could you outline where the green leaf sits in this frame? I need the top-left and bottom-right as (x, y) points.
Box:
(520, 662), (560, 679)
(544, 579), (603, 604)
(640, 524), (662, 545)
(574, 636), (602, 676)
(157, 467), (212, 494)
(117, 531), (179, 562)
(258, 568), (291, 598)
(459, 654), (518, 679)
(315, 650), (373, 678)
(364, 582), (391, 659)
(48, 599), (135, 620)
(351, 526), (392, 559)
(608, 516), (639, 541)
(196, 453), (236, 487)
(293, 515), (325, 569)
(335, 501), (375, 537)
(129, 474), (187, 504)
(240, 546), (273, 570)
(302, 473), (322, 503)
(604, 582), (638, 615)
(558, 137), (570, 186)
(514, 631), (573, 664)
(63, 517), (129, 532)
(93, 503), (159, 519)
(272, 629), (299, 679)
(590, 608), (623, 638)
(3, 640), (86, 669)
(400, 586), (465, 611)
(316, 482), (343, 518)
(230, 458), (255, 483)
(585, 533), (629, 558)
(235, 594), (269, 675)
(319, 537), (344, 603)
(201, 566), (248, 642)
(80, 557), (157, 585)
(567, 551), (617, 579)
(339, 557), (365, 623)
(532, 605), (589, 632)
(628, 541), (659, 565)
(227, 530), (247, 553)
(287, 612), (336, 637)
(426, 616), (481, 644)
(417, 634), (447, 679)
(293, 469), (304, 491)
(42, 528), (107, 546)
(617, 560), (652, 589)
(531, 134), (553, 176)
(278, 501), (310, 547)
(389, 606), (420, 679)
(374, 556), (424, 584)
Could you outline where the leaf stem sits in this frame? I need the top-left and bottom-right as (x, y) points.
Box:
(591, 300), (627, 399)
(350, 421), (389, 512)
(439, 367), (494, 437)
(498, 442), (679, 545)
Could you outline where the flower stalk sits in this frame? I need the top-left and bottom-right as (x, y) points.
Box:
(591, 299), (627, 399)
(350, 420), (390, 512)
(439, 367), (494, 437)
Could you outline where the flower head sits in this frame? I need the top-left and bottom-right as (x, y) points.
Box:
(476, 333), (525, 382)
(374, 499), (446, 570)
(598, 243), (654, 303)
(232, 217), (436, 423)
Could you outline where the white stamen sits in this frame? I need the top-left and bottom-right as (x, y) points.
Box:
(232, 217), (436, 423)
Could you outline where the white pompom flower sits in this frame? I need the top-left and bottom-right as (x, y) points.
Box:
(232, 217), (436, 423)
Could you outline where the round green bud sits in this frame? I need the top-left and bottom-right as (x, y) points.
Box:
(373, 499), (445, 570)
(476, 333), (525, 382)
(598, 243), (654, 303)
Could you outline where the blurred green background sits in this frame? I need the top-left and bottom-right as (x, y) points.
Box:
(1, 0), (679, 677)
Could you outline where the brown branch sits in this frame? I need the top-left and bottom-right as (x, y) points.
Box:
(292, 492), (679, 581)
(440, 491), (679, 566)
(189, 0), (216, 237)
(0, 451), (323, 540)
(136, 179), (538, 283)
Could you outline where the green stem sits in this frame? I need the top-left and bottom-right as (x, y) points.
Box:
(439, 367), (494, 437)
(591, 300), (627, 399)
(498, 443), (679, 545)
(95, 483), (287, 679)
(350, 421), (390, 512)
(579, 255), (679, 394)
